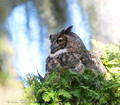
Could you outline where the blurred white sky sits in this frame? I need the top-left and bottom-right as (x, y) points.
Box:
(81, 0), (120, 43)
(98, 0), (120, 42)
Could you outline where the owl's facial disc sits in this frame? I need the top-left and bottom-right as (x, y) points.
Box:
(50, 35), (67, 54)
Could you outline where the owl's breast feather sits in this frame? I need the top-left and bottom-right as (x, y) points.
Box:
(46, 49), (68, 76)
(49, 48), (68, 57)
(48, 49), (81, 69)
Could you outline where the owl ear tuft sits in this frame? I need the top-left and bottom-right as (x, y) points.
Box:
(64, 25), (73, 34)
(61, 29), (65, 34)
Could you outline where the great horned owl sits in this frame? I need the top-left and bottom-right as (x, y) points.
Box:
(45, 25), (106, 77)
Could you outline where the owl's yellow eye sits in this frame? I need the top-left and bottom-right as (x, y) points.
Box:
(57, 38), (63, 43)
(58, 40), (62, 43)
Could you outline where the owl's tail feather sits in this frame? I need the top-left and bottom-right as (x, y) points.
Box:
(37, 70), (45, 81)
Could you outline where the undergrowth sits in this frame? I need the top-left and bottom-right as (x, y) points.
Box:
(23, 42), (120, 105)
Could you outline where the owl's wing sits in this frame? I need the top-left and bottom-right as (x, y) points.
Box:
(46, 56), (60, 76)
(89, 51), (106, 73)
(80, 50), (106, 73)
(45, 56), (51, 76)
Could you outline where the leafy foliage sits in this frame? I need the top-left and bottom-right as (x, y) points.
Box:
(23, 43), (120, 105)
(92, 40), (120, 78)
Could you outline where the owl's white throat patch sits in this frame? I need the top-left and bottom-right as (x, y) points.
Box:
(50, 49), (67, 57)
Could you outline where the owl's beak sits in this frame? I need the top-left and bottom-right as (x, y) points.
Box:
(50, 45), (54, 54)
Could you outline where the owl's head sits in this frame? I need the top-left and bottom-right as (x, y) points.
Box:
(49, 25), (86, 54)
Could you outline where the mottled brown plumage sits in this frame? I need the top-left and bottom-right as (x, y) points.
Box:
(45, 25), (106, 77)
